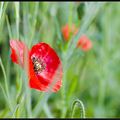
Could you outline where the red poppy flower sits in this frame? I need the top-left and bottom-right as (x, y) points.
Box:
(77, 35), (92, 51)
(61, 24), (78, 41)
(10, 40), (62, 92)
(10, 40), (29, 68)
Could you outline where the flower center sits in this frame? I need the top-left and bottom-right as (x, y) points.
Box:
(32, 56), (46, 74)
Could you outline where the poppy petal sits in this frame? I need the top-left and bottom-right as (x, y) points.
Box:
(10, 40), (28, 68)
(77, 35), (92, 51)
(29, 42), (62, 92)
(62, 24), (70, 41)
(62, 24), (78, 41)
(81, 40), (92, 51)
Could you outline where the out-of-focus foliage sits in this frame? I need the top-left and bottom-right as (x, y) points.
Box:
(0, 2), (120, 118)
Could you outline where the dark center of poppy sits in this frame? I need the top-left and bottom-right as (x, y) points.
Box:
(32, 56), (46, 74)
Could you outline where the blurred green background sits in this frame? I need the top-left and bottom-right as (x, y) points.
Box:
(0, 2), (120, 118)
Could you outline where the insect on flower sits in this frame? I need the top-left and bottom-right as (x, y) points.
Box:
(10, 40), (63, 92)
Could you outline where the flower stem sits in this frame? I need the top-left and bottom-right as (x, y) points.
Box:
(71, 99), (85, 118)
(0, 57), (13, 115)
(14, 1), (20, 39)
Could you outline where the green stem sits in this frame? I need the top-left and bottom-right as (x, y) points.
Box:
(79, 54), (88, 90)
(33, 92), (50, 117)
(22, 71), (32, 118)
(28, 2), (39, 48)
(0, 58), (13, 115)
(71, 99), (85, 118)
(14, 2), (20, 39)
(60, 61), (67, 117)
(0, 2), (4, 20)
(68, 2), (73, 27)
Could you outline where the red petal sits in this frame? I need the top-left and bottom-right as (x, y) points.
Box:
(61, 24), (70, 41)
(10, 40), (28, 68)
(77, 35), (92, 51)
(29, 42), (63, 92)
(71, 24), (78, 35)
(62, 24), (78, 41)
(81, 40), (92, 51)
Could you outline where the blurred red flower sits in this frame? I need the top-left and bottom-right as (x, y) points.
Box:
(61, 24), (78, 41)
(10, 40), (62, 92)
(61, 24), (92, 51)
(77, 35), (92, 51)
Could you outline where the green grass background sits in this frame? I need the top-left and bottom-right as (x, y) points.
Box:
(0, 2), (120, 118)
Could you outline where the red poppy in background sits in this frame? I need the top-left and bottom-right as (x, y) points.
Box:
(77, 35), (92, 51)
(61, 24), (92, 51)
(10, 40), (62, 92)
(61, 24), (78, 41)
